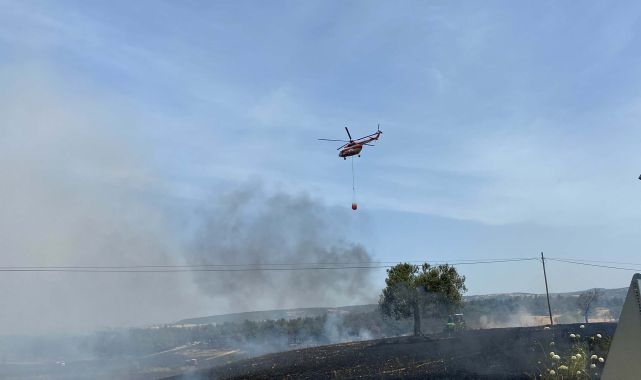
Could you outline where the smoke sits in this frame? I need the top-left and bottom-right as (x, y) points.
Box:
(0, 64), (381, 380)
(0, 67), (213, 335)
(323, 312), (374, 344)
(186, 186), (377, 312)
(0, 66), (376, 337)
(476, 307), (537, 329)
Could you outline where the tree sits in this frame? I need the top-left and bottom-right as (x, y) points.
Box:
(577, 288), (602, 323)
(379, 262), (467, 336)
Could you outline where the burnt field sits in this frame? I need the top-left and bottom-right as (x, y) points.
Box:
(166, 323), (615, 379)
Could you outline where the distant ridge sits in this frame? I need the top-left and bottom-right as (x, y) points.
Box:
(466, 287), (627, 300)
(173, 287), (627, 327)
(174, 304), (377, 326)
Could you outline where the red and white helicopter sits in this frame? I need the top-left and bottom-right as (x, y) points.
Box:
(318, 124), (383, 159)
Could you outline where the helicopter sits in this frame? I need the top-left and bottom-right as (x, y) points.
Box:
(318, 124), (383, 159)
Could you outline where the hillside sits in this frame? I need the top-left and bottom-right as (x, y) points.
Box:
(166, 323), (616, 379)
(175, 304), (377, 326)
(0, 288), (624, 379)
(172, 287), (627, 327)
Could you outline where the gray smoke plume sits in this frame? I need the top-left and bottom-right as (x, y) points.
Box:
(186, 186), (376, 312)
(0, 66), (376, 338)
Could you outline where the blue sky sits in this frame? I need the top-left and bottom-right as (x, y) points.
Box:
(2, 0), (641, 325)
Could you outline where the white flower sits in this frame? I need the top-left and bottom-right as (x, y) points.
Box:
(571, 355), (577, 360)
(598, 357), (604, 363)
(577, 371), (582, 375)
(576, 353), (582, 359)
(570, 333), (576, 338)
(591, 364), (596, 368)
(549, 370), (556, 375)
(591, 355), (597, 360)
(549, 341), (555, 346)
(576, 334), (581, 338)
(580, 324), (585, 329)
(554, 355), (561, 360)
(558, 365), (568, 371)
(596, 334), (602, 339)
(544, 326), (551, 330)
(550, 351), (556, 357)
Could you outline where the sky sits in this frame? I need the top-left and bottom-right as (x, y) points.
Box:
(2, 1), (641, 332)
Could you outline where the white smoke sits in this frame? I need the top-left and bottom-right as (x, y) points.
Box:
(0, 67), (206, 334)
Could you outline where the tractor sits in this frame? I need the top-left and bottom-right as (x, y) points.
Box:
(445, 313), (466, 334)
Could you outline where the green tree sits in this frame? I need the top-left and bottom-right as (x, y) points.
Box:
(379, 262), (467, 336)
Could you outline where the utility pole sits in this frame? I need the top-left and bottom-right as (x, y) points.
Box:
(541, 252), (554, 325)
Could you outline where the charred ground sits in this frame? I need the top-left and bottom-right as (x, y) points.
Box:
(166, 323), (615, 379)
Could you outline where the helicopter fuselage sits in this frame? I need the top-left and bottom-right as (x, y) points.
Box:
(339, 143), (363, 159)
(319, 127), (381, 160)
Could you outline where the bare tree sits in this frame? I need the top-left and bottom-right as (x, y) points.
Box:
(576, 288), (602, 323)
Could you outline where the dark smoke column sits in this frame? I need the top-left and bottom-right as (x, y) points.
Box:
(185, 186), (377, 312)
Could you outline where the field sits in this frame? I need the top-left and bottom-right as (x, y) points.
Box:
(0, 346), (245, 380)
(166, 323), (615, 379)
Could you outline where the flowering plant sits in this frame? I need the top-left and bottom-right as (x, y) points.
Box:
(534, 327), (609, 379)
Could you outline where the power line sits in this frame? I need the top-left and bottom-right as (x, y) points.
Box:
(547, 258), (641, 272)
(0, 258), (529, 269)
(548, 257), (641, 267)
(448, 258), (538, 265)
(0, 265), (392, 273)
(0, 257), (540, 273)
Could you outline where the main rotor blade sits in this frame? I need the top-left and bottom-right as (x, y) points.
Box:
(363, 143), (375, 146)
(336, 143), (349, 150)
(318, 138), (350, 142)
(345, 127), (353, 140)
